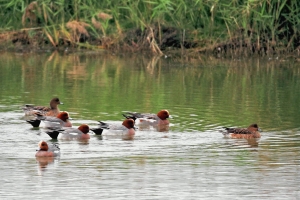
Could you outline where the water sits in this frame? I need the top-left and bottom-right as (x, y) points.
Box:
(0, 51), (300, 199)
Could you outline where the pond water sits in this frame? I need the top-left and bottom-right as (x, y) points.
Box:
(0, 51), (299, 199)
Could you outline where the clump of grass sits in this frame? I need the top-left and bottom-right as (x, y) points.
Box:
(66, 20), (89, 42)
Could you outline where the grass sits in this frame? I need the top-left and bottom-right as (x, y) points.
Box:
(0, 0), (299, 56)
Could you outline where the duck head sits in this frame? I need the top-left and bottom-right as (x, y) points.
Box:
(56, 111), (70, 122)
(50, 97), (63, 108)
(78, 124), (90, 134)
(38, 141), (49, 151)
(122, 119), (135, 129)
(247, 124), (261, 132)
(157, 110), (170, 120)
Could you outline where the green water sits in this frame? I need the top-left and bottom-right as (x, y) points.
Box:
(1, 51), (300, 131)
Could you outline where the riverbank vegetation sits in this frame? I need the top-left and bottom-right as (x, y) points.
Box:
(1, 0), (300, 57)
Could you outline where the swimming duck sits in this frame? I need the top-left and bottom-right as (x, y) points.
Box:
(123, 110), (170, 131)
(46, 124), (90, 140)
(26, 111), (72, 128)
(22, 97), (63, 117)
(35, 140), (60, 157)
(92, 119), (135, 139)
(221, 124), (261, 139)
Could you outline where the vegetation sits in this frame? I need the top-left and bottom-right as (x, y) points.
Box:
(0, 0), (300, 57)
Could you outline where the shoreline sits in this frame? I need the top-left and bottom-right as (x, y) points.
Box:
(0, 28), (299, 60)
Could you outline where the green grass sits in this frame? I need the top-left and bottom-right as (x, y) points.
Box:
(0, 0), (299, 55)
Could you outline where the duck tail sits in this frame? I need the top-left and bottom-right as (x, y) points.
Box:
(49, 143), (60, 154)
(26, 119), (41, 128)
(98, 121), (110, 129)
(122, 113), (137, 121)
(220, 127), (232, 136)
(90, 128), (103, 135)
(45, 130), (61, 139)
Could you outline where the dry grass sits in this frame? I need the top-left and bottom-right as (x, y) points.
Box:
(146, 27), (163, 55)
(66, 20), (90, 43)
(22, 1), (41, 27)
(91, 17), (102, 30)
(97, 12), (113, 20)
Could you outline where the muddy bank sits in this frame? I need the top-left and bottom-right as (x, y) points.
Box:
(1, 26), (300, 59)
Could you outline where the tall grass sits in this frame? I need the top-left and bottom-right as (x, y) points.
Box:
(0, 0), (299, 55)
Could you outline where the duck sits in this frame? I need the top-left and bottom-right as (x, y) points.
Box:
(22, 97), (63, 117)
(221, 124), (261, 139)
(46, 124), (90, 140)
(123, 110), (170, 132)
(92, 119), (135, 139)
(35, 140), (60, 157)
(26, 111), (72, 128)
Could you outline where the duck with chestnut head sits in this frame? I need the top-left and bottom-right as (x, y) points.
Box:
(35, 140), (60, 157)
(123, 109), (170, 132)
(91, 119), (136, 140)
(27, 111), (72, 128)
(46, 124), (90, 140)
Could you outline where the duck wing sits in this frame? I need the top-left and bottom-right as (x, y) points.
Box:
(224, 127), (253, 134)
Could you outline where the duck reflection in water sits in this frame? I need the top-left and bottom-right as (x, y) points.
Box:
(224, 138), (260, 148)
(36, 157), (54, 171)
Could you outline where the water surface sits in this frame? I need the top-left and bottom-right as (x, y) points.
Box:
(0, 52), (299, 199)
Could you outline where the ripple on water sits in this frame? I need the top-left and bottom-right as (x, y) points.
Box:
(0, 112), (300, 199)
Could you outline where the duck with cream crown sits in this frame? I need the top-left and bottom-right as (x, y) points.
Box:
(35, 140), (60, 157)
(27, 111), (72, 128)
(91, 119), (136, 140)
(46, 124), (91, 140)
(123, 109), (170, 132)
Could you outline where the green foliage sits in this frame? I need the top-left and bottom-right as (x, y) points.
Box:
(0, 0), (299, 53)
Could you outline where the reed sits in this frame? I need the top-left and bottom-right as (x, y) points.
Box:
(0, 0), (299, 56)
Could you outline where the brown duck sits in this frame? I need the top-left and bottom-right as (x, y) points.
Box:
(22, 97), (63, 116)
(222, 124), (261, 139)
